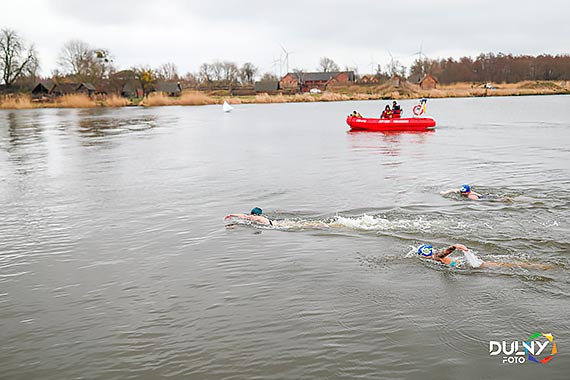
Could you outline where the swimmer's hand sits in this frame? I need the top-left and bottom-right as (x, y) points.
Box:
(454, 244), (468, 251)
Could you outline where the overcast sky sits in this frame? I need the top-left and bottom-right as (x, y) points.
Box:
(1, 0), (569, 77)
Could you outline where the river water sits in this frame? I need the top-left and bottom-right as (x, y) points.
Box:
(1, 96), (569, 379)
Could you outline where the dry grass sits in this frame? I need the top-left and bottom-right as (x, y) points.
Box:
(52, 94), (97, 108)
(140, 92), (171, 106)
(180, 91), (215, 105)
(517, 81), (562, 90)
(141, 91), (215, 106)
(0, 94), (34, 109)
(435, 80), (569, 98)
(320, 92), (350, 101)
(103, 94), (129, 107)
(1, 80), (568, 110)
(254, 93), (287, 103)
(291, 93), (316, 102)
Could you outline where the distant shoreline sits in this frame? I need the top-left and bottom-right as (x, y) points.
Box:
(1, 81), (569, 110)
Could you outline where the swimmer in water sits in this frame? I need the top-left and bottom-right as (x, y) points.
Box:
(224, 208), (332, 229)
(417, 244), (553, 269)
(418, 243), (475, 267)
(440, 184), (483, 200)
(224, 207), (273, 226)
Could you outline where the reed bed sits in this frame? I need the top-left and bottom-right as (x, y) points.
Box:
(0, 94), (34, 109)
(102, 94), (129, 107)
(253, 93), (287, 103)
(0, 80), (568, 110)
(141, 91), (215, 106)
(318, 92), (347, 101)
(52, 94), (97, 108)
(178, 91), (214, 105)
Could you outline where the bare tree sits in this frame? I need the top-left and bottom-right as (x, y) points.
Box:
(199, 63), (214, 83)
(318, 57), (340, 72)
(58, 40), (91, 76)
(0, 29), (39, 86)
(199, 60), (240, 85)
(156, 62), (179, 81)
(260, 72), (278, 81)
(58, 40), (112, 83)
(387, 58), (406, 77)
(239, 62), (258, 84)
(211, 61), (224, 82)
(181, 72), (199, 88)
(222, 61), (239, 84)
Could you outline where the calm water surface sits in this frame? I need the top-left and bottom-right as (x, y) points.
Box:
(1, 96), (569, 379)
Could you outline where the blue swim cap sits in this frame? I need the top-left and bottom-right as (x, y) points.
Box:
(251, 207), (262, 215)
(460, 184), (471, 194)
(418, 244), (433, 257)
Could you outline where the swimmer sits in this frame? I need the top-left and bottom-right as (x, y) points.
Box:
(224, 207), (273, 226)
(440, 184), (483, 200)
(417, 244), (553, 269)
(418, 243), (474, 267)
(224, 208), (332, 229)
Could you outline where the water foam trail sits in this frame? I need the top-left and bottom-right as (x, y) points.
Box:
(225, 211), (568, 274)
(329, 214), (469, 233)
(225, 213), (470, 235)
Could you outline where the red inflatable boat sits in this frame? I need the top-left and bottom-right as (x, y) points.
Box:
(346, 116), (436, 131)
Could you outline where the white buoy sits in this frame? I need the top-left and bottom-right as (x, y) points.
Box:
(223, 101), (233, 113)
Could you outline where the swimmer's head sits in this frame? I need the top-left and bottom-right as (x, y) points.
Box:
(460, 184), (471, 194)
(418, 244), (433, 257)
(250, 207), (263, 215)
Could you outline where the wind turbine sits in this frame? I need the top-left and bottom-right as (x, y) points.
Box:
(388, 51), (396, 75)
(280, 44), (294, 74)
(413, 41), (426, 61)
(411, 42), (429, 77)
(270, 55), (282, 77)
(369, 54), (376, 74)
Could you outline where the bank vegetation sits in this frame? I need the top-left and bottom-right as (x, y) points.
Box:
(1, 80), (568, 110)
(1, 27), (570, 110)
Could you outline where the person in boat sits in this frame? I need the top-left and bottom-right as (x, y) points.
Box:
(440, 184), (483, 200)
(380, 105), (392, 119)
(349, 110), (363, 117)
(417, 244), (552, 269)
(224, 207), (273, 226)
(392, 101), (402, 118)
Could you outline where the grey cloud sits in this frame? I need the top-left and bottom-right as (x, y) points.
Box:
(3, 0), (570, 76)
(47, 0), (156, 26)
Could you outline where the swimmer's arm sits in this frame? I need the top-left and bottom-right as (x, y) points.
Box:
(224, 214), (271, 225)
(436, 246), (456, 259)
(440, 189), (459, 195)
(224, 213), (250, 220)
(436, 244), (468, 259)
